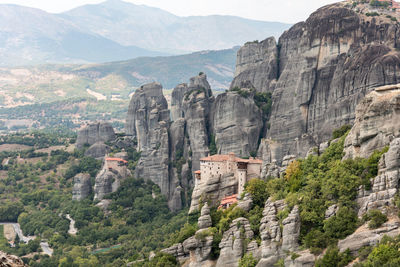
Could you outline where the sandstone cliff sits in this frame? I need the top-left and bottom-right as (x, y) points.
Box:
(76, 122), (116, 150)
(230, 37), (278, 93)
(125, 83), (171, 201)
(72, 173), (92, 201)
(231, 3), (400, 165)
(211, 91), (263, 157)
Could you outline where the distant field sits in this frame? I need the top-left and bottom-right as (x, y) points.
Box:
(0, 144), (32, 152)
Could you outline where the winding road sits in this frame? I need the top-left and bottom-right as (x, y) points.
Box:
(0, 222), (53, 256)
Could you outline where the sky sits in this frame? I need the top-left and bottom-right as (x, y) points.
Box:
(0, 0), (340, 23)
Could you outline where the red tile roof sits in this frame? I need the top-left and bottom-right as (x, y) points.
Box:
(220, 194), (238, 205)
(194, 170), (201, 174)
(106, 158), (128, 164)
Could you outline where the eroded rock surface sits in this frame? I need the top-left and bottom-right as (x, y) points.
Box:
(126, 82), (171, 202)
(230, 37), (278, 93)
(76, 122), (116, 149)
(0, 251), (27, 267)
(216, 217), (255, 267)
(357, 138), (400, 216)
(72, 173), (92, 201)
(211, 91), (263, 157)
(182, 74), (213, 172)
(236, 3), (400, 165)
(344, 85), (400, 159)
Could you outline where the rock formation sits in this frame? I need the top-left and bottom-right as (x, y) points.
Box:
(76, 122), (116, 149)
(94, 159), (131, 200)
(338, 217), (400, 254)
(182, 74), (213, 172)
(211, 91), (263, 157)
(258, 199), (286, 266)
(281, 205), (300, 252)
(230, 37), (278, 93)
(171, 83), (189, 122)
(357, 138), (400, 216)
(125, 82), (171, 203)
(190, 173), (238, 213)
(344, 84), (400, 159)
(216, 217), (255, 267)
(0, 251), (27, 267)
(230, 3), (400, 165)
(72, 173), (92, 201)
(197, 203), (212, 229)
(84, 142), (111, 159)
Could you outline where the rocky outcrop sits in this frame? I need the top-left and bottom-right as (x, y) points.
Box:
(171, 83), (189, 122)
(357, 138), (400, 216)
(182, 74), (213, 172)
(284, 250), (315, 267)
(198, 203), (212, 229)
(72, 173), (92, 201)
(76, 122), (116, 149)
(338, 217), (400, 254)
(344, 85), (400, 159)
(281, 206), (300, 252)
(230, 37), (278, 93)
(94, 160), (131, 200)
(211, 91), (263, 157)
(0, 251), (27, 267)
(257, 200), (301, 266)
(258, 199), (286, 266)
(84, 142), (110, 159)
(161, 243), (189, 264)
(190, 173), (237, 213)
(230, 3), (400, 165)
(237, 193), (253, 212)
(125, 82), (171, 202)
(216, 217), (255, 267)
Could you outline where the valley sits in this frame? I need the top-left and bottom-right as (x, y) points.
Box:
(1, 0), (400, 267)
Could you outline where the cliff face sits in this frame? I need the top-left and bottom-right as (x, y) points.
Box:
(230, 37), (278, 93)
(76, 122), (116, 150)
(231, 3), (400, 164)
(211, 91), (263, 157)
(125, 82), (171, 200)
(182, 74), (214, 172)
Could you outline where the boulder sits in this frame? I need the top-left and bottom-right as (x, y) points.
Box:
(198, 203), (212, 229)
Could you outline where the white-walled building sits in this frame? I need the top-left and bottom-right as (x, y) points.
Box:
(195, 152), (262, 196)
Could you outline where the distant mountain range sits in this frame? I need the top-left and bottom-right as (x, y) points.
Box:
(0, 0), (290, 66)
(0, 47), (239, 111)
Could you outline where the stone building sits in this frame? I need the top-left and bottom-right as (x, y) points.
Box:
(195, 152), (262, 196)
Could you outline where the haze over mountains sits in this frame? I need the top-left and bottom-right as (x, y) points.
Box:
(0, 0), (290, 66)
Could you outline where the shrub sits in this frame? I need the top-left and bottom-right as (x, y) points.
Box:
(332, 125), (352, 139)
(323, 206), (359, 240)
(244, 178), (269, 207)
(362, 210), (387, 229)
(239, 253), (258, 267)
(315, 246), (353, 267)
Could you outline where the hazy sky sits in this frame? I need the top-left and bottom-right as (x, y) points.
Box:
(0, 0), (339, 23)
